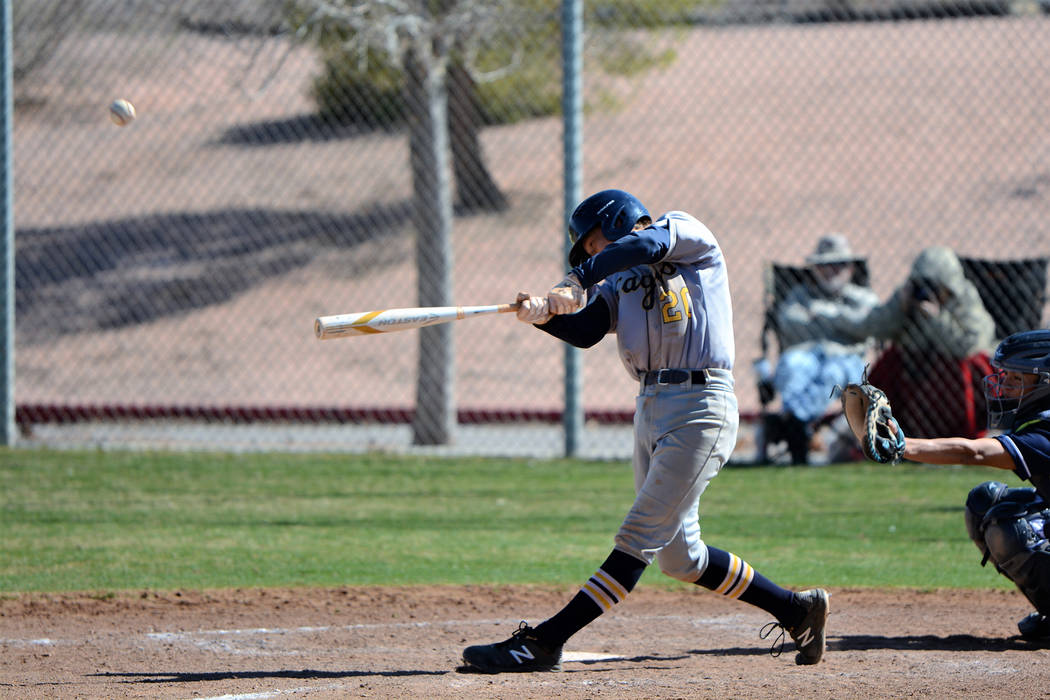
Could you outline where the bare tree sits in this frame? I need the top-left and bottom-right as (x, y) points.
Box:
(295, 0), (526, 444)
(12, 0), (85, 84)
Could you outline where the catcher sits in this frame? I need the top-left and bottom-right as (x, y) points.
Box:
(842, 329), (1050, 641)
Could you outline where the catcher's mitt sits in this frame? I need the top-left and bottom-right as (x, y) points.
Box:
(840, 382), (906, 464)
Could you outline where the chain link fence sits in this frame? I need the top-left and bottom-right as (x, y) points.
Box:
(10, 0), (1050, 458)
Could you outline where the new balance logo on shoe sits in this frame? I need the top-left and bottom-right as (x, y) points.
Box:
(794, 626), (815, 649)
(789, 589), (829, 666)
(460, 621), (563, 674)
(763, 589), (829, 666)
(508, 646), (535, 664)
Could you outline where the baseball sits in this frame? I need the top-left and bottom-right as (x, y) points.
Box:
(109, 98), (136, 126)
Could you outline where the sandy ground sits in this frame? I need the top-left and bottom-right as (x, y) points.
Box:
(1, 585), (1048, 699)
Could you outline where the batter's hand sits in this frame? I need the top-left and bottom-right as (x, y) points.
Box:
(548, 273), (587, 315)
(515, 292), (553, 325)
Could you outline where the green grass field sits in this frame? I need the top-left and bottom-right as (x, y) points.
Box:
(0, 448), (1016, 594)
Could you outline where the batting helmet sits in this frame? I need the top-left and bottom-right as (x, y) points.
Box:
(567, 189), (649, 267)
(985, 329), (1050, 430)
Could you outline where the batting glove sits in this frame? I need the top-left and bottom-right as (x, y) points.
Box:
(515, 292), (553, 325)
(547, 273), (587, 315)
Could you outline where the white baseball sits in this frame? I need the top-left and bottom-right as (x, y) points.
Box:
(109, 99), (136, 126)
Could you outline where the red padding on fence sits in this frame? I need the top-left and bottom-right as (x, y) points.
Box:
(15, 403), (764, 430)
(14, 403), (657, 427)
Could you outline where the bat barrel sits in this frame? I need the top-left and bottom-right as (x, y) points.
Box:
(314, 308), (447, 339)
(315, 302), (520, 340)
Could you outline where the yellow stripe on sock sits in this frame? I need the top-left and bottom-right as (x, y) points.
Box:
(725, 562), (755, 600)
(714, 554), (742, 595)
(593, 569), (628, 602)
(582, 581), (614, 611)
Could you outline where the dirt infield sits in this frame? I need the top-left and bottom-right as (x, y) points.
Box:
(2, 585), (1047, 699)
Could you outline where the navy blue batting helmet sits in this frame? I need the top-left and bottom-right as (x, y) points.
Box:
(567, 189), (649, 267)
(985, 329), (1050, 430)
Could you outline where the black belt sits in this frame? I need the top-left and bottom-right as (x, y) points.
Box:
(642, 369), (708, 386)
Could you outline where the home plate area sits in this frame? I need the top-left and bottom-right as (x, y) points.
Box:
(562, 650), (625, 662)
(1, 585), (1048, 699)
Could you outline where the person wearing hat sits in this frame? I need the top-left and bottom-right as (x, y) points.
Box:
(770, 234), (879, 464)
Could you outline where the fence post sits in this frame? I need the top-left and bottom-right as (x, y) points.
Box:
(562, 0), (583, 457)
(0, 0), (13, 446)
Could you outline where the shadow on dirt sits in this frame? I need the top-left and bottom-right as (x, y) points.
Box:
(830, 633), (1045, 652)
(216, 113), (396, 146)
(691, 633), (1040, 657)
(455, 653), (692, 675)
(15, 202), (411, 344)
(90, 669), (447, 683)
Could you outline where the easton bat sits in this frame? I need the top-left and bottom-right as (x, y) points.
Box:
(315, 302), (521, 339)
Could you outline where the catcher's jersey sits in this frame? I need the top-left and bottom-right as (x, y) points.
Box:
(595, 211), (735, 379)
(997, 412), (1050, 502)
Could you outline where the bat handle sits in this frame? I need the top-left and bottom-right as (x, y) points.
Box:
(498, 301), (522, 313)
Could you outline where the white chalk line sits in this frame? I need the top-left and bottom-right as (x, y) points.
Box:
(0, 618), (498, 647)
(145, 612), (751, 641)
(0, 637), (57, 646)
(0, 612), (756, 648)
(191, 683), (347, 700)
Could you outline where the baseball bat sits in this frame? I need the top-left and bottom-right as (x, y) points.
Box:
(315, 302), (521, 339)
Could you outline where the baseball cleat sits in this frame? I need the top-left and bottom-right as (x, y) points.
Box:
(1018, 612), (1050, 641)
(788, 588), (829, 665)
(460, 621), (563, 673)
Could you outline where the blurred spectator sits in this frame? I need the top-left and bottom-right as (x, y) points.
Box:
(852, 246), (997, 439)
(767, 234), (879, 464)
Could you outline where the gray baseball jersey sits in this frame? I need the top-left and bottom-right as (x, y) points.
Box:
(537, 206), (739, 578)
(595, 210), (736, 378)
(588, 210), (739, 577)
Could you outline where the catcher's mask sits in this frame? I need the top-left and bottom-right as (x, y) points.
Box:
(567, 189), (649, 268)
(984, 329), (1050, 431)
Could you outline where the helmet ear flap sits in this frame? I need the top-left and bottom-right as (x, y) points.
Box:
(568, 234), (590, 269)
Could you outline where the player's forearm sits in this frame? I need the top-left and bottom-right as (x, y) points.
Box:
(904, 436), (1015, 470)
(536, 297), (611, 348)
(573, 229), (670, 287)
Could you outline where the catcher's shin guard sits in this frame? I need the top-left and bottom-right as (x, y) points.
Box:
(983, 514), (1050, 617)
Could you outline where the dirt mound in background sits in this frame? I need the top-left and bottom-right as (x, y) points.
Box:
(2, 584), (1047, 698)
(14, 19), (1050, 419)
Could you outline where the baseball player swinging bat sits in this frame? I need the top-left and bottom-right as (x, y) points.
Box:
(315, 302), (521, 339)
